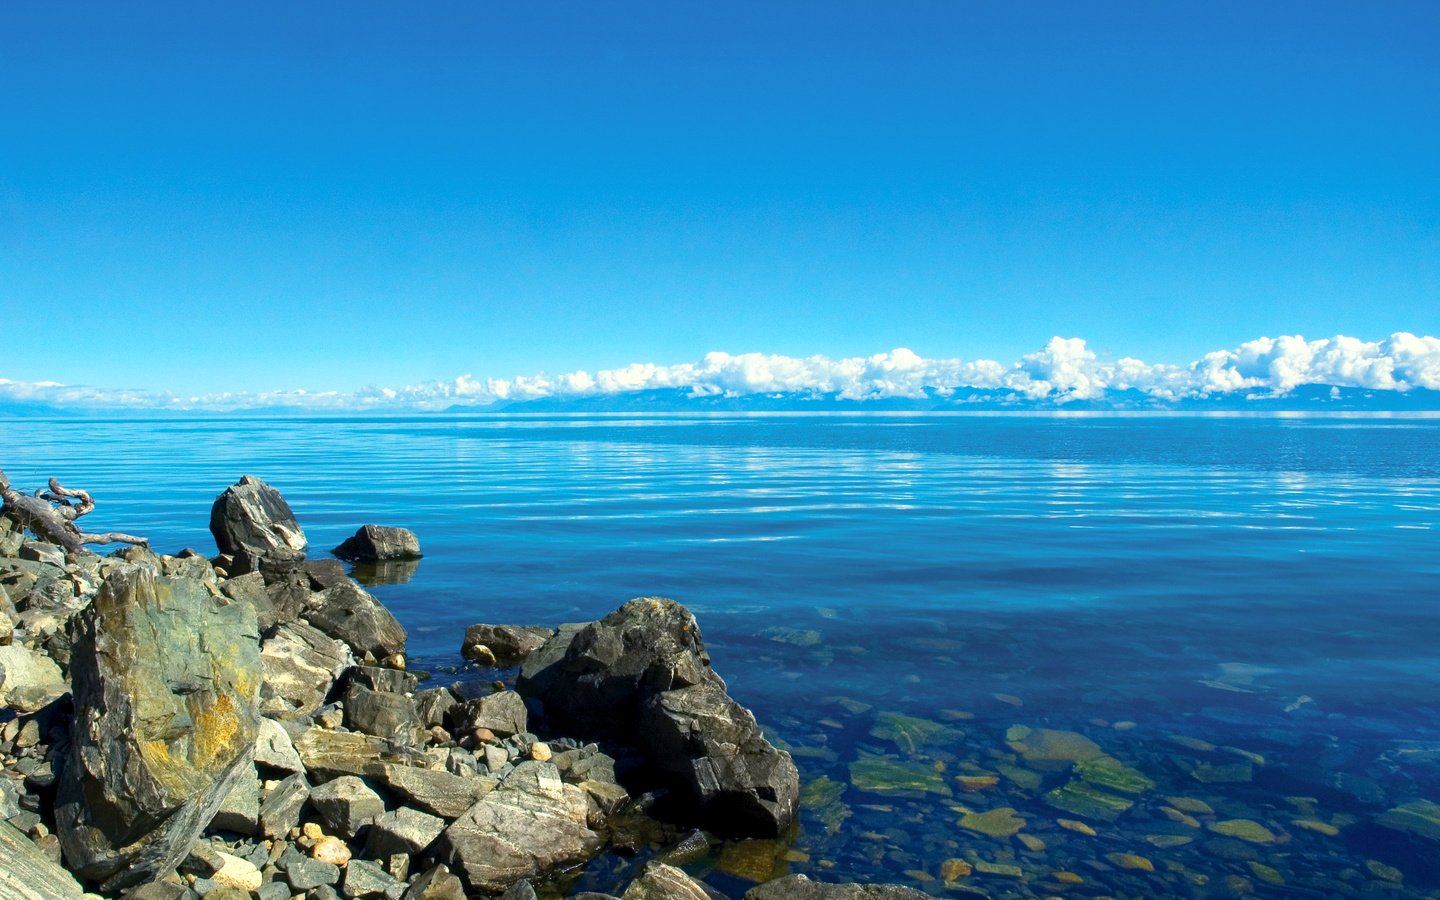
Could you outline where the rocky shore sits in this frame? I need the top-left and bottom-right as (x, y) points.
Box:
(0, 471), (926, 900)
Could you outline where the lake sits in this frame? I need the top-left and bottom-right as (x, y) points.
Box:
(3, 413), (1439, 897)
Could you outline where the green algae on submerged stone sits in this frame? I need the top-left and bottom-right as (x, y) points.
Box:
(1375, 799), (1440, 841)
(1191, 761), (1253, 784)
(869, 711), (961, 755)
(1007, 727), (1103, 765)
(1207, 819), (1278, 844)
(1074, 756), (1155, 794)
(1042, 781), (1134, 822)
(958, 807), (1025, 839)
(848, 754), (953, 798)
(972, 861), (1023, 878)
(1165, 796), (1215, 815)
(997, 763), (1045, 792)
(799, 776), (851, 835)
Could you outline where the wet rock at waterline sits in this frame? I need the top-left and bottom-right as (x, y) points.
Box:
(334, 525), (423, 562)
(209, 475), (307, 576)
(518, 597), (798, 838)
(54, 565), (262, 891)
(461, 623), (554, 667)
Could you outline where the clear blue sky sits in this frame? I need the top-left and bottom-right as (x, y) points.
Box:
(2, 1), (1436, 394)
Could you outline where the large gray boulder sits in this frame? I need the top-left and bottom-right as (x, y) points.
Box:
(745, 876), (930, 900)
(517, 597), (798, 838)
(434, 761), (603, 892)
(304, 581), (407, 662)
(210, 475), (308, 576)
(333, 525), (422, 562)
(55, 566), (262, 891)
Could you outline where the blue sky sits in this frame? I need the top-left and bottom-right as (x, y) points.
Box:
(2, 1), (1437, 397)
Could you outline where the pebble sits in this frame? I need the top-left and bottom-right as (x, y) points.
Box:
(312, 836), (352, 867)
(1051, 871), (1083, 885)
(529, 742), (552, 762)
(1106, 852), (1154, 872)
(1057, 819), (1096, 837)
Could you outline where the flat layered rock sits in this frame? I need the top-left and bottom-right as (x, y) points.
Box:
(745, 876), (931, 900)
(377, 764), (498, 820)
(0, 820), (85, 900)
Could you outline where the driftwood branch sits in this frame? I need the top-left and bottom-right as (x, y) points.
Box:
(0, 469), (148, 552)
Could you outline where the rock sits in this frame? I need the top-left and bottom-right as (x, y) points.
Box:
(517, 598), (799, 838)
(260, 621), (354, 720)
(0, 820), (85, 899)
(744, 875), (930, 900)
(365, 806), (445, 858)
(1042, 780), (1135, 821)
(212, 851), (264, 892)
(1207, 819), (1278, 844)
(958, 806), (1025, 838)
(1376, 799), (1440, 841)
(461, 625), (553, 667)
(310, 775), (386, 838)
(341, 858), (402, 899)
(0, 644), (68, 713)
(210, 476), (308, 576)
(344, 683), (426, 747)
(1005, 727), (1104, 765)
(259, 773), (311, 839)
(346, 665), (420, 695)
(312, 835), (352, 867)
(304, 581), (407, 661)
(402, 865), (466, 900)
(375, 764), (496, 820)
(55, 566), (262, 892)
(435, 761), (603, 892)
(255, 717), (306, 774)
(257, 884), (292, 900)
(334, 526), (422, 562)
(280, 845), (341, 890)
(622, 863), (712, 900)
(414, 688), (458, 729)
(459, 690), (528, 738)
(292, 728), (407, 781)
(210, 773), (262, 835)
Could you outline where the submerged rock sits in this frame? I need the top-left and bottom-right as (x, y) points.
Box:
(333, 525), (422, 562)
(517, 597), (798, 838)
(744, 875), (930, 900)
(210, 475), (308, 575)
(55, 565), (262, 891)
(1375, 799), (1440, 842)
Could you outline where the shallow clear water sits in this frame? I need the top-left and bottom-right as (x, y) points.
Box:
(3, 414), (1439, 897)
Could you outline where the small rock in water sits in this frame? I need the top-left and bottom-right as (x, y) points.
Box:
(958, 807), (1025, 839)
(1105, 852), (1154, 872)
(1207, 819), (1278, 844)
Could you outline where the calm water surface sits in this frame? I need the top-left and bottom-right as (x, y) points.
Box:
(3, 414), (1439, 897)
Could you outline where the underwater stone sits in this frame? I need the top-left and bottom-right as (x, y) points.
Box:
(848, 755), (952, 798)
(1043, 781), (1134, 822)
(1074, 756), (1154, 794)
(1375, 799), (1440, 842)
(958, 807), (1025, 838)
(1207, 819), (1278, 844)
(868, 712), (960, 755)
(1007, 728), (1103, 765)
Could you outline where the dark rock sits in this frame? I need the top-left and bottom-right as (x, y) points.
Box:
(304, 559), (352, 591)
(461, 625), (553, 667)
(744, 876), (931, 900)
(304, 581), (407, 661)
(182, 842), (226, 877)
(309, 775), (385, 838)
(219, 571), (300, 633)
(259, 773), (311, 839)
(126, 879), (191, 900)
(414, 688), (458, 729)
(308, 886), (343, 900)
(341, 858), (402, 899)
(0, 820), (84, 898)
(517, 597), (798, 838)
(501, 880), (538, 900)
(375, 764), (496, 820)
(258, 883), (292, 900)
(279, 845), (341, 890)
(260, 621), (353, 720)
(334, 526), (422, 563)
(457, 690), (527, 738)
(210, 476), (308, 576)
(365, 806), (445, 858)
(347, 665), (420, 695)
(55, 566), (262, 892)
(344, 683), (426, 747)
(210, 772), (262, 835)
(434, 761), (603, 892)
(623, 863), (712, 900)
(402, 865), (466, 900)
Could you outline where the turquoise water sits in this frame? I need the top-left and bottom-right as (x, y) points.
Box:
(3, 414), (1439, 897)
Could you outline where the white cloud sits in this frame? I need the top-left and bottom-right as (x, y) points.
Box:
(2, 332), (1439, 412)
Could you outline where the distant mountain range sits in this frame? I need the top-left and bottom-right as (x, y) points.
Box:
(12, 386), (1437, 418)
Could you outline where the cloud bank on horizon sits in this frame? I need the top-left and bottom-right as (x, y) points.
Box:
(3, 332), (1439, 412)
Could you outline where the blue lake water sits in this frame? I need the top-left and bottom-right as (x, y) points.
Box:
(3, 414), (1439, 897)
